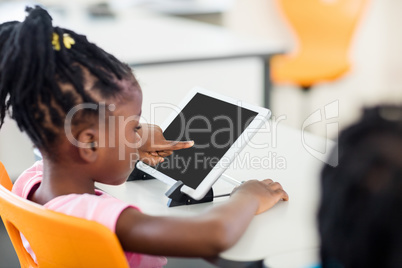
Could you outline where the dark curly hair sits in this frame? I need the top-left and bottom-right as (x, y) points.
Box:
(319, 105), (402, 268)
(0, 6), (135, 156)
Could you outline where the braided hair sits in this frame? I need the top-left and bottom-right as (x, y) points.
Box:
(319, 106), (402, 268)
(0, 6), (134, 156)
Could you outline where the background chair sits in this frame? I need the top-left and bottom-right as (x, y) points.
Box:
(271, 0), (370, 92)
(0, 161), (129, 268)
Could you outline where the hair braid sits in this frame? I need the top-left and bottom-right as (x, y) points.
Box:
(0, 6), (134, 154)
(319, 105), (402, 268)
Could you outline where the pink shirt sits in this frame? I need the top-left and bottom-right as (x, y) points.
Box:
(12, 161), (167, 268)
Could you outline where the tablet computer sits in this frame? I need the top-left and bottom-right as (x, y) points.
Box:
(136, 87), (271, 200)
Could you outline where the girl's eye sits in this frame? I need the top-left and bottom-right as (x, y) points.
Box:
(134, 125), (142, 132)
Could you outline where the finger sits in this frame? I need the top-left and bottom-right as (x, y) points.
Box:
(268, 182), (283, 190)
(144, 151), (172, 157)
(277, 189), (289, 201)
(141, 156), (164, 166)
(152, 140), (194, 151)
(157, 151), (173, 157)
(262, 179), (274, 184)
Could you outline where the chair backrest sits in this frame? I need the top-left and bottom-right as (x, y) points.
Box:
(0, 162), (129, 268)
(277, 0), (369, 56)
(0, 162), (13, 191)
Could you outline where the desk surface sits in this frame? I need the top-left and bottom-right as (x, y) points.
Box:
(50, 8), (284, 66)
(97, 123), (332, 262)
(134, 0), (234, 15)
(0, 3), (284, 65)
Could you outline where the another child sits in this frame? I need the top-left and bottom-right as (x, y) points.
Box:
(0, 7), (288, 267)
(318, 106), (402, 268)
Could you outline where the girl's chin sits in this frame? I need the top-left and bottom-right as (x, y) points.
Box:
(111, 178), (127, 185)
(100, 176), (128, 186)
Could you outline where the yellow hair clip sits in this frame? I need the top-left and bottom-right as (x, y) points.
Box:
(52, 33), (75, 51)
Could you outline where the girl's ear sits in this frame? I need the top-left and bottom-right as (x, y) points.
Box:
(77, 128), (99, 163)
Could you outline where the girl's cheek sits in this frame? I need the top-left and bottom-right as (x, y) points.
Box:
(135, 133), (142, 146)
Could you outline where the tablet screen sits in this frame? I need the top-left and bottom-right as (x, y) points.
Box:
(155, 93), (258, 189)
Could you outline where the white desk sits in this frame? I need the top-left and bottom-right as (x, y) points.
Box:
(97, 123), (331, 266)
(128, 0), (235, 16)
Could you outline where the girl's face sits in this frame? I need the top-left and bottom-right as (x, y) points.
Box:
(96, 79), (143, 185)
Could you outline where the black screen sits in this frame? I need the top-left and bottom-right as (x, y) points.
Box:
(155, 93), (258, 189)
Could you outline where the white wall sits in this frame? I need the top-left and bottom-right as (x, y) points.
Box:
(136, 58), (263, 126)
(224, 0), (402, 137)
(0, 119), (35, 180)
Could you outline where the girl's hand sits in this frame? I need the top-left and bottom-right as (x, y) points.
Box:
(230, 179), (289, 215)
(137, 124), (194, 166)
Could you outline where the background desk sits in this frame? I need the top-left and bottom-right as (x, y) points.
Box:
(129, 0), (235, 26)
(53, 9), (284, 108)
(128, 0), (234, 16)
(97, 123), (331, 267)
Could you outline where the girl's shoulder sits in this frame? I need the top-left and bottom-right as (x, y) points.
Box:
(44, 191), (140, 232)
(12, 160), (141, 232)
(12, 160), (44, 198)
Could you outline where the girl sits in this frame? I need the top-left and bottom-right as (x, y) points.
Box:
(0, 6), (289, 267)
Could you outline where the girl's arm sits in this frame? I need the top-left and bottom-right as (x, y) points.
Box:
(115, 179), (288, 257)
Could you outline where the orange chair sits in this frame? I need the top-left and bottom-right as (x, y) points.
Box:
(271, 0), (369, 91)
(0, 162), (129, 268)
